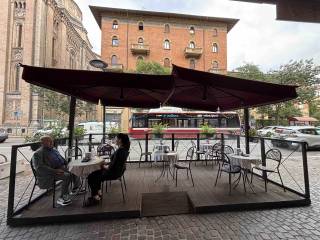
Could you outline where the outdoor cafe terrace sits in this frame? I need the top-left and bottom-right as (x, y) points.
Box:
(6, 64), (309, 226)
(7, 132), (310, 226)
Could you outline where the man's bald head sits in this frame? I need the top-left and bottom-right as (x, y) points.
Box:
(40, 136), (54, 148)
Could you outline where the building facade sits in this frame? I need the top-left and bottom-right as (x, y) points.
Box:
(0, 0), (97, 134)
(91, 6), (238, 131)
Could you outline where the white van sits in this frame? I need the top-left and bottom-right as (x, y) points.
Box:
(77, 122), (120, 143)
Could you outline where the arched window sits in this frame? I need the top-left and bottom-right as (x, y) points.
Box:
(138, 22), (144, 31)
(164, 24), (170, 33)
(163, 39), (170, 50)
(19, 2), (22, 8)
(69, 50), (76, 69)
(23, 2), (26, 9)
(212, 43), (218, 53)
(213, 28), (218, 36)
(189, 26), (195, 34)
(14, 2), (18, 8)
(17, 24), (23, 47)
(112, 36), (119, 46)
(112, 20), (118, 29)
(164, 58), (170, 68)
(190, 59), (195, 69)
(138, 37), (143, 44)
(189, 41), (195, 49)
(212, 61), (219, 69)
(137, 56), (144, 65)
(111, 55), (118, 65)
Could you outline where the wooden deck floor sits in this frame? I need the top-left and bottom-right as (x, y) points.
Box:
(12, 162), (307, 225)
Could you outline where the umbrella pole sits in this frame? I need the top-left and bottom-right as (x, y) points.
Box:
(102, 105), (106, 144)
(68, 97), (76, 162)
(244, 108), (250, 154)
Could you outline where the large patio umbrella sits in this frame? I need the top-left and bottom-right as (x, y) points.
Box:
(22, 65), (174, 108)
(168, 65), (297, 111)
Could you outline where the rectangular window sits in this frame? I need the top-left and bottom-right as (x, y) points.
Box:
(17, 24), (22, 47)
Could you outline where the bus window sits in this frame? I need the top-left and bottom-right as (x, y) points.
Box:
(148, 119), (161, 128)
(220, 118), (227, 128)
(189, 119), (197, 128)
(162, 118), (176, 128)
(207, 118), (219, 128)
(184, 120), (188, 128)
(226, 115), (240, 127)
(132, 117), (146, 128)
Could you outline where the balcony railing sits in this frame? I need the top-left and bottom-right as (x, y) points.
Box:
(208, 68), (225, 74)
(184, 47), (203, 58)
(131, 44), (150, 55)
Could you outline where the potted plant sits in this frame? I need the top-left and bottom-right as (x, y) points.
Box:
(74, 126), (86, 140)
(200, 123), (216, 139)
(151, 122), (168, 139)
(108, 126), (120, 139)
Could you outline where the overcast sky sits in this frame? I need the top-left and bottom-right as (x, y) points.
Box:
(74, 0), (320, 72)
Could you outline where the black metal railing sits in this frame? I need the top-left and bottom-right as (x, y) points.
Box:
(7, 132), (310, 224)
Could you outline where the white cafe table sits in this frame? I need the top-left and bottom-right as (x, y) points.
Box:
(229, 154), (261, 192)
(69, 156), (105, 206)
(155, 151), (179, 182)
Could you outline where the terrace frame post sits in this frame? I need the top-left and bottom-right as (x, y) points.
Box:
(260, 138), (267, 184)
(301, 142), (310, 199)
(145, 133), (149, 162)
(196, 133), (200, 161)
(221, 133), (225, 161)
(68, 96), (76, 162)
(89, 134), (92, 152)
(75, 138), (79, 159)
(171, 133), (175, 151)
(244, 108), (250, 154)
(102, 105), (106, 144)
(7, 145), (18, 220)
(237, 135), (240, 148)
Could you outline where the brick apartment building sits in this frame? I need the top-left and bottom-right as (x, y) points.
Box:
(90, 6), (238, 131)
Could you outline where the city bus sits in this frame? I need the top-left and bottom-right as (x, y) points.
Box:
(129, 107), (241, 138)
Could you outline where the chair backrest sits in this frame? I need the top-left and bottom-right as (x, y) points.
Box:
(266, 149), (282, 167)
(191, 140), (196, 148)
(224, 145), (234, 155)
(186, 147), (195, 161)
(174, 140), (179, 151)
(138, 140), (143, 152)
(65, 147), (83, 160)
(30, 158), (38, 184)
(97, 144), (115, 157)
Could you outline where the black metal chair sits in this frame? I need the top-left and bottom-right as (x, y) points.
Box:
(64, 147), (83, 161)
(251, 148), (285, 192)
(97, 144), (115, 161)
(191, 140), (206, 165)
(102, 152), (129, 202)
(173, 147), (195, 187)
(174, 140), (179, 151)
(28, 160), (59, 208)
(214, 151), (242, 195)
(138, 140), (152, 167)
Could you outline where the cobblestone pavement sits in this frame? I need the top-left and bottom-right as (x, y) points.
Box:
(0, 153), (320, 240)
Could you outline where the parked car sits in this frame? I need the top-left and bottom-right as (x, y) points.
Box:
(0, 128), (8, 143)
(272, 126), (320, 150)
(257, 126), (280, 137)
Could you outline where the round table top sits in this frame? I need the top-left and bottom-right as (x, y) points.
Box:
(69, 157), (104, 168)
(229, 154), (261, 162)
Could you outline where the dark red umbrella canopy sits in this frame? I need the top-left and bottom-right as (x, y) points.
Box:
(21, 64), (298, 111)
(169, 65), (298, 111)
(22, 65), (174, 108)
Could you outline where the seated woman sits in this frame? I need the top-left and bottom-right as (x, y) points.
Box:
(85, 133), (130, 206)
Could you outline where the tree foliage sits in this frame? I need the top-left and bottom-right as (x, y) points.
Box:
(135, 60), (171, 75)
(230, 60), (320, 125)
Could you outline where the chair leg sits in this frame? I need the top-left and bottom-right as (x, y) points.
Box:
(264, 171), (268, 192)
(120, 180), (125, 202)
(123, 175), (127, 191)
(214, 164), (221, 186)
(105, 180), (108, 193)
(28, 183), (36, 207)
(250, 169), (254, 183)
(175, 169), (178, 187)
(189, 169), (194, 187)
(139, 155), (142, 168)
(228, 173), (231, 195)
(278, 172), (286, 192)
(53, 181), (56, 208)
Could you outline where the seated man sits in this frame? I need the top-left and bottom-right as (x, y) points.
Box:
(32, 136), (83, 206)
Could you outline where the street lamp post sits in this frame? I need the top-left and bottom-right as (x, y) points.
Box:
(89, 59), (108, 144)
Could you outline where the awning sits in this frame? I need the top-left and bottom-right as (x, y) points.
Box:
(169, 65), (298, 111)
(22, 65), (174, 108)
(21, 64), (298, 111)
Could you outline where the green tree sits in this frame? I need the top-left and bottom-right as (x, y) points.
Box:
(135, 60), (171, 75)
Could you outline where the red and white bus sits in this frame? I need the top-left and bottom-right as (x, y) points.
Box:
(129, 107), (241, 138)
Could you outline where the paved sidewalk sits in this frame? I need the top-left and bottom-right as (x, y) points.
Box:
(0, 159), (320, 240)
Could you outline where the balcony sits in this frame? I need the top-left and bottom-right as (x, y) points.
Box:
(131, 44), (150, 55)
(108, 64), (123, 72)
(208, 68), (225, 74)
(184, 47), (203, 58)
